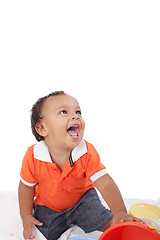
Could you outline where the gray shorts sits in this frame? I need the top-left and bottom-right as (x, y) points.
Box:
(33, 188), (113, 240)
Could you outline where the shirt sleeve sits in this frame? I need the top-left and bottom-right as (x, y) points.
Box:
(20, 145), (37, 187)
(84, 142), (107, 182)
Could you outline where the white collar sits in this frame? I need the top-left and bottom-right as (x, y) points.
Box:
(34, 140), (87, 163)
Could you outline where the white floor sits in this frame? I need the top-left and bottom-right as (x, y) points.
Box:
(0, 191), (160, 240)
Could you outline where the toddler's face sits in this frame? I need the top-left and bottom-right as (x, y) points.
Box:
(37, 94), (85, 151)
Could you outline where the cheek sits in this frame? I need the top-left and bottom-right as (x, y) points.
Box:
(48, 120), (66, 133)
(81, 120), (85, 132)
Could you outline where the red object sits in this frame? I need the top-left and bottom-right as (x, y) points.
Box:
(99, 222), (160, 240)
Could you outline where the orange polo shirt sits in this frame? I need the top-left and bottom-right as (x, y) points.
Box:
(20, 139), (107, 212)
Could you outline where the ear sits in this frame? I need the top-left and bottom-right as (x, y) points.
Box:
(35, 122), (48, 138)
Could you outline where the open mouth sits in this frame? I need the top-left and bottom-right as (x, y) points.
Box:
(67, 124), (80, 138)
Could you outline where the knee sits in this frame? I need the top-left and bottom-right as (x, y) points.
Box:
(98, 220), (112, 232)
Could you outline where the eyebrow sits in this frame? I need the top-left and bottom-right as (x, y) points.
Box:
(55, 105), (81, 110)
(40, 105), (81, 118)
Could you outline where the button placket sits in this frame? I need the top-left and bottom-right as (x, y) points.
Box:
(51, 164), (62, 190)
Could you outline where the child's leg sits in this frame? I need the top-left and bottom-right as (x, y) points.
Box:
(33, 205), (70, 240)
(33, 189), (112, 239)
(98, 221), (112, 232)
(71, 188), (113, 233)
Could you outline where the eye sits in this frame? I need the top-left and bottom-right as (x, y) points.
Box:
(60, 110), (67, 115)
(76, 110), (81, 115)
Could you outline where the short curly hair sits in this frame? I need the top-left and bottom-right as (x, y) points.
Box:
(30, 91), (65, 141)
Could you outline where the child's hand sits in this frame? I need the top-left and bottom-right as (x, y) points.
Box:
(22, 214), (43, 239)
(111, 211), (144, 226)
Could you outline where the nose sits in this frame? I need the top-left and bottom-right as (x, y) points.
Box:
(71, 113), (80, 120)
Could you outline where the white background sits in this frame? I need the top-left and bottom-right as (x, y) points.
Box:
(0, 0), (159, 200)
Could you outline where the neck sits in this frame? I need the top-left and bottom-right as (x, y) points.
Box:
(46, 142), (72, 171)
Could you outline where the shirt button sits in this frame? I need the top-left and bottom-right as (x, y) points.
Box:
(51, 166), (56, 171)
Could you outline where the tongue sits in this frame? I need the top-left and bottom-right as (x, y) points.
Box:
(68, 129), (78, 137)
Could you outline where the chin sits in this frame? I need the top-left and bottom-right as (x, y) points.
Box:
(67, 137), (82, 149)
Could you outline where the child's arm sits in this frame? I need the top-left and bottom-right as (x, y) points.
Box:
(94, 174), (142, 225)
(18, 181), (43, 239)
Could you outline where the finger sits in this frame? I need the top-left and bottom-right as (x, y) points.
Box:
(118, 215), (134, 223)
(32, 217), (43, 226)
(133, 217), (145, 224)
(124, 215), (135, 222)
(24, 226), (34, 239)
(124, 215), (144, 223)
(118, 218), (124, 223)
